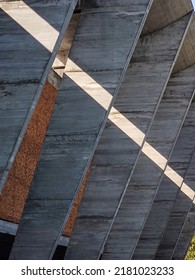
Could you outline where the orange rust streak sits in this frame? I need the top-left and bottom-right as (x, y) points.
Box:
(0, 80), (91, 238)
(63, 166), (91, 237)
(0, 81), (57, 223)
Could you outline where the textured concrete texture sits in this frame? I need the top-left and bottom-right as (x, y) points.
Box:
(0, 0), (78, 189)
(0, 81), (57, 223)
(63, 166), (91, 237)
(132, 68), (195, 260)
(65, 12), (193, 260)
(132, 16), (195, 260)
(10, 0), (153, 260)
(142, 0), (192, 35)
(1, 0), (195, 260)
(0, 77), (87, 237)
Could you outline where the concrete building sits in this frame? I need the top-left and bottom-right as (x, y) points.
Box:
(0, 0), (195, 259)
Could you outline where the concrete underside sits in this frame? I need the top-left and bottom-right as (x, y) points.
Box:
(0, 0), (195, 260)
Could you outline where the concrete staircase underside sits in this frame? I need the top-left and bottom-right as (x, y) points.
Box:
(0, 0), (195, 260)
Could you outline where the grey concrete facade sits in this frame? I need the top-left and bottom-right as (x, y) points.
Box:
(65, 12), (193, 260)
(0, 0), (78, 190)
(0, 0), (195, 260)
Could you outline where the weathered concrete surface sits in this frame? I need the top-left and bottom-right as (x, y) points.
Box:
(132, 66), (195, 260)
(173, 15), (195, 73)
(0, 219), (70, 247)
(132, 17), (195, 260)
(52, 13), (80, 77)
(152, 100), (195, 260)
(101, 21), (194, 260)
(65, 13), (192, 260)
(0, 220), (18, 236)
(172, 205), (195, 259)
(142, 0), (192, 35)
(9, 0), (153, 260)
(0, 5), (78, 228)
(0, 0), (78, 189)
(155, 126), (195, 259)
(0, 81), (58, 224)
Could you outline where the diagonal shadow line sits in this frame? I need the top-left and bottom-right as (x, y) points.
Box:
(0, 0), (78, 190)
(134, 95), (195, 260)
(1, 1), (70, 71)
(3, 1), (155, 260)
(0, 0), (154, 196)
(65, 58), (195, 204)
(1, 1), (58, 52)
(154, 133), (195, 260)
(1, 2), (193, 260)
(1, 1), (194, 212)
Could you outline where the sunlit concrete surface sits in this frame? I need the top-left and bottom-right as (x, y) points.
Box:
(0, 0), (195, 260)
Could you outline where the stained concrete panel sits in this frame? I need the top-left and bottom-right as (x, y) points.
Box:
(9, 0), (153, 260)
(65, 14), (191, 260)
(0, 0), (78, 189)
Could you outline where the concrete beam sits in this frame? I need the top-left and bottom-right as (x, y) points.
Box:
(52, 13), (80, 77)
(132, 16), (195, 260)
(9, 0), (153, 260)
(142, 0), (192, 35)
(172, 207), (195, 259)
(173, 15), (195, 73)
(155, 135), (195, 259)
(0, 219), (69, 247)
(132, 67), (195, 260)
(0, 0), (78, 190)
(58, 236), (70, 247)
(65, 13), (192, 260)
(101, 18), (195, 260)
(47, 69), (61, 90)
(142, 97), (195, 260)
(0, 220), (17, 236)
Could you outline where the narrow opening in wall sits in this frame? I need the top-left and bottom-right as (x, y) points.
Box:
(52, 246), (67, 260)
(0, 233), (15, 260)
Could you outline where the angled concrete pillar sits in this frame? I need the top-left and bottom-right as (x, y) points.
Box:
(132, 74), (195, 260)
(9, 0), (153, 260)
(0, 0), (78, 190)
(172, 205), (195, 259)
(155, 135), (195, 259)
(0, 219), (69, 247)
(141, 0), (193, 35)
(133, 17), (195, 260)
(101, 19), (194, 261)
(65, 8), (192, 259)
